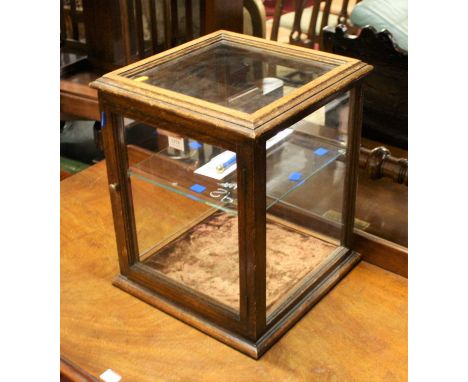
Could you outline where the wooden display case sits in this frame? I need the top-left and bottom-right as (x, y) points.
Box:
(91, 30), (372, 359)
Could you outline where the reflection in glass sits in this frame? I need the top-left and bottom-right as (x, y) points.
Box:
(124, 92), (349, 314)
(127, 125), (239, 312)
(266, 92), (350, 312)
(126, 41), (338, 113)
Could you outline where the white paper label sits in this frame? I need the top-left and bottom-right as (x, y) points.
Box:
(168, 136), (185, 151)
(194, 128), (293, 180)
(194, 150), (237, 180)
(100, 369), (122, 382)
(262, 77), (284, 95)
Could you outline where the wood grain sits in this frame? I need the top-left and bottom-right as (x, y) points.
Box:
(61, 161), (407, 380)
(90, 30), (372, 137)
(60, 71), (101, 120)
(60, 79), (99, 121)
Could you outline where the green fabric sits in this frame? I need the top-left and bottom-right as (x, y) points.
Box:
(350, 0), (407, 51)
(60, 156), (89, 174)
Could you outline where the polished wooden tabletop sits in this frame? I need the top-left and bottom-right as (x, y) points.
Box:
(61, 161), (407, 381)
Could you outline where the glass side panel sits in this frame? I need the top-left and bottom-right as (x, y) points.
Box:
(130, 142), (238, 215)
(265, 92), (350, 314)
(122, 93), (350, 316)
(265, 129), (344, 210)
(129, 123), (346, 216)
(126, 122), (240, 313)
(124, 40), (338, 113)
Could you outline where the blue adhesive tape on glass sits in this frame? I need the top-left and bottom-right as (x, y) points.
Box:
(100, 111), (106, 127)
(288, 172), (302, 181)
(314, 147), (329, 156)
(189, 141), (202, 150)
(190, 184), (206, 193)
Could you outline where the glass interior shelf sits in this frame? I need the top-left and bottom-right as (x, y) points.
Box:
(128, 130), (345, 215)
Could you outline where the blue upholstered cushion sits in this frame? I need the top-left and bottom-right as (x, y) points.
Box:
(350, 0), (408, 51)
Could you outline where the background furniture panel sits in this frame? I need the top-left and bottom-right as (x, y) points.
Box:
(323, 24), (408, 149)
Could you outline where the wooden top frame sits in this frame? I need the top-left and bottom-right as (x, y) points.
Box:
(91, 30), (372, 140)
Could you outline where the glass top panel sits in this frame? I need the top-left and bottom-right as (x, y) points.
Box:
(125, 41), (338, 113)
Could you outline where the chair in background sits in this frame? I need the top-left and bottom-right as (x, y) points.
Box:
(268, 0), (359, 49)
(262, 1), (408, 250)
(61, 0), (86, 51)
(244, 0), (267, 38)
(60, 0), (246, 119)
(60, 0), (245, 178)
(61, 0), (245, 73)
(61, 0), (198, 73)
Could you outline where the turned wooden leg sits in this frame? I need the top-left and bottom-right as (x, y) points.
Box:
(359, 146), (408, 186)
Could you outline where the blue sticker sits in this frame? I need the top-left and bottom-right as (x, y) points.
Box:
(100, 111), (106, 128)
(189, 141), (202, 150)
(288, 172), (302, 181)
(314, 147), (329, 156)
(190, 184), (206, 193)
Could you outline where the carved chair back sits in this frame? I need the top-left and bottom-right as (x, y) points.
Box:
(323, 25), (408, 149)
(270, 0), (361, 49)
(271, 0), (329, 49)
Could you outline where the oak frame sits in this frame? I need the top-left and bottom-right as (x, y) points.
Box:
(91, 30), (372, 359)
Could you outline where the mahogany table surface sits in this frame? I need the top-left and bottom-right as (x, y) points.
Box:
(61, 160), (407, 381)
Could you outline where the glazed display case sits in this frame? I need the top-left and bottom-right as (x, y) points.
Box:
(91, 30), (372, 358)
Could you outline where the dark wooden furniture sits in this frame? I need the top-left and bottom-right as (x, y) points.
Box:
(335, 0), (359, 26)
(59, 77), (408, 271)
(60, 0), (245, 122)
(60, 72), (100, 121)
(61, 0), (86, 52)
(359, 146), (407, 185)
(321, 25), (408, 256)
(61, 0), (244, 72)
(90, 30), (371, 358)
(244, 0), (267, 38)
(270, 0), (361, 49)
(266, 5), (408, 253)
(355, 138), (407, 268)
(271, 0), (330, 49)
(323, 24), (408, 149)
(60, 161), (408, 381)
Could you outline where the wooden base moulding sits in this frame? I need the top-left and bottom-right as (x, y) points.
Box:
(113, 250), (361, 359)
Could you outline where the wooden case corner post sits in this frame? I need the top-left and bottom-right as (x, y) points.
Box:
(90, 30), (372, 359)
